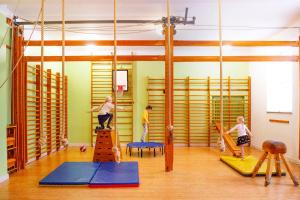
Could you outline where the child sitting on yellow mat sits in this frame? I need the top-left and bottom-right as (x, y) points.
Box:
(226, 116), (253, 159)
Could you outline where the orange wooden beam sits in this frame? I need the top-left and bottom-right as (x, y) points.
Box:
(164, 25), (174, 172)
(174, 40), (299, 47)
(24, 55), (299, 62)
(24, 40), (299, 47)
(173, 56), (299, 62)
(25, 40), (165, 46)
(25, 55), (165, 62)
(269, 119), (289, 124)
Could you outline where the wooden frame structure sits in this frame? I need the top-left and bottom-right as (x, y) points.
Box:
(147, 76), (251, 146)
(11, 9), (300, 170)
(12, 26), (27, 170)
(19, 38), (300, 168)
(26, 64), (67, 162)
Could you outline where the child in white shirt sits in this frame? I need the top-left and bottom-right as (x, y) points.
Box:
(226, 116), (253, 159)
(92, 96), (115, 130)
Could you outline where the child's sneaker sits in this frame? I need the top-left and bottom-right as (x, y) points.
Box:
(95, 126), (104, 133)
(106, 125), (112, 129)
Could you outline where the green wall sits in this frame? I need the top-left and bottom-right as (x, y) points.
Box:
(0, 14), (11, 179)
(66, 62), (91, 144)
(133, 62), (165, 141)
(28, 61), (91, 144)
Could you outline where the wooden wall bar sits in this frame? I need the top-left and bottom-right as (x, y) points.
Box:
(147, 77), (251, 147)
(46, 69), (52, 155)
(24, 40), (299, 47)
(25, 65), (67, 163)
(147, 78), (165, 142)
(35, 65), (41, 159)
(55, 73), (61, 151)
(248, 77), (252, 130)
(24, 55), (299, 62)
(51, 73), (58, 152)
(189, 78), (210, 146)
(26, 65), (39, 161)
(90, 62), (133, 146)
(186, 77), (191, 147)
(207, 77), (211, 147)
(64, 76), (68, 138)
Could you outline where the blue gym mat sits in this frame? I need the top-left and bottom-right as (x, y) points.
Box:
(39, 162), (139, 187)
(39, 162), (100, 185)
(89, 162), (139, 187)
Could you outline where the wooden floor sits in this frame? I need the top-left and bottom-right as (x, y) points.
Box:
(1, 147), (300, 200)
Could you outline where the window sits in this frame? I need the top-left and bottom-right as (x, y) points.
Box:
(266, 62), (293, 113)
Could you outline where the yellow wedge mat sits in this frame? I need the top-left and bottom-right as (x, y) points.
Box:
(220, 155), (286, 177)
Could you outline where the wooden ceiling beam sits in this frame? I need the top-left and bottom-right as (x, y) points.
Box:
(25, 40), (165, 46)
(24, 40), (299, 47)
(24, 55), (165, 62)
(174, 40), (299, 47)
(174, 56), (299, 62)
(24, 55), (299, 62)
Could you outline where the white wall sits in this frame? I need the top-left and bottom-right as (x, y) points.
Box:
(250, 62), (299, 161)
(250, 18), (300, 162)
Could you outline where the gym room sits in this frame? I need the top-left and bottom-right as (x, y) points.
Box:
(0, 0), (300, 199)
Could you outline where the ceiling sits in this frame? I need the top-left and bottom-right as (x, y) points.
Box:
(1, 0), (300, 41)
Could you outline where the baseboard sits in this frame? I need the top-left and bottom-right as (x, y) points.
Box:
(287, 157), (300, 165)
(251, 144), (300, 165)
(0, 173), (9, 183)
(69, 143), (90, 147)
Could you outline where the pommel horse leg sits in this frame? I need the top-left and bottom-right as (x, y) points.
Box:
(252, 152), (268, 177)
(280, 154), (299, 186)
(274, 154), (281, 177)
(265, 154), (272, 186)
